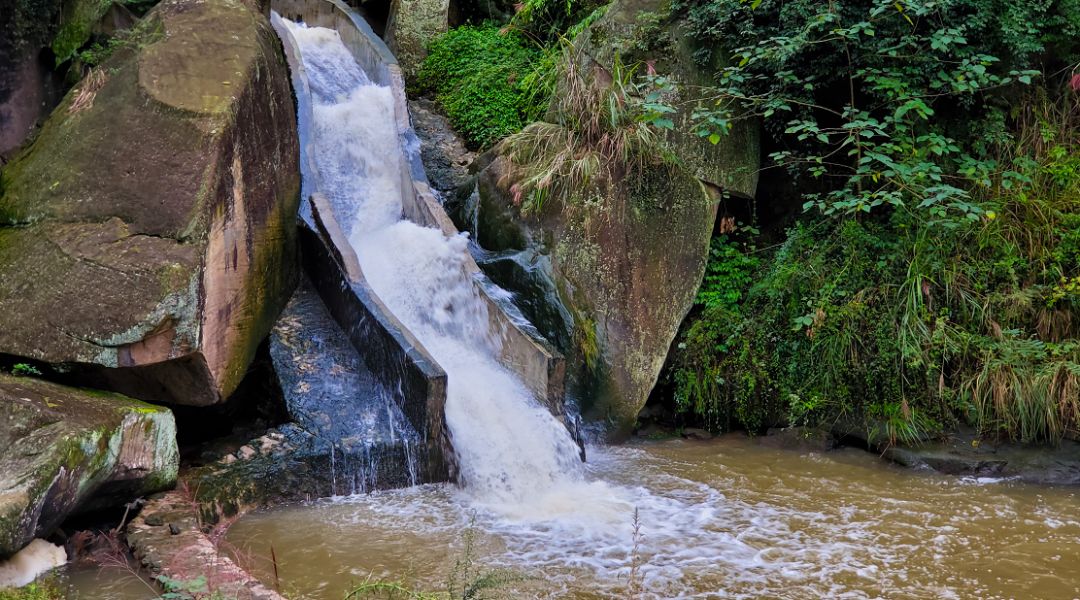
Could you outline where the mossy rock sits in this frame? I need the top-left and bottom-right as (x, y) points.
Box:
(0, 0), (301, 406)
(0, 373), (178, 558)
(571, 0), (760, 197)
(386, 0), (449, 81)
(52, 0), (115, 65)
(473, 0), (761, 437)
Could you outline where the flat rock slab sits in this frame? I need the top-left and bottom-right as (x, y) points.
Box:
(0, 0), (300, 406)
(128, 490), (284, 600)
(883, 436), (1080, 486)
(0, 374), (178, 558)
(137, 0), (260, 116)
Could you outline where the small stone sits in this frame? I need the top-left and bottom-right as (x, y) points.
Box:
(144, 514), (165, 527)
(682, 428), (714, 440)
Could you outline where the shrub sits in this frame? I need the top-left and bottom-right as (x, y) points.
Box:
(671, 91), (1080, 443)
(418, 25), (541, 148)
(11, 363), (41, 377)
(648, 0), (1080, 221)
(656, 0), (1080, 444)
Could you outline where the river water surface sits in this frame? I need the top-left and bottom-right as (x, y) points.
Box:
(210, 436), (1080, 599)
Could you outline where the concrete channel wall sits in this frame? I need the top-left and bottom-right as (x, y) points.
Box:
(270, 0), (573, 478)
(271, 8), (454, 482)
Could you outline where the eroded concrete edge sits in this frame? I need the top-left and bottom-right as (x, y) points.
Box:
(128, 491), (285, 600)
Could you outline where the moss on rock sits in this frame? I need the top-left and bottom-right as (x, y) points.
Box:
(472, 0), (760, 437)
(0, 374), (178, 558)
(0, 0), (301, 406)
(386, 0), (449, 81)
(51, 0), (114, 65)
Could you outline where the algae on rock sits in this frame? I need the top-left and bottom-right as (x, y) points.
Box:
(0, 0), (301, 406)
(0, 374), (178, 558)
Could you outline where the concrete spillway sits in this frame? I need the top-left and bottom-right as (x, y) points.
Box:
(265, 0), (579, 494)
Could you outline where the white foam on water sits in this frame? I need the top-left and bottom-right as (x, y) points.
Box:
(283, 17), (586, 511)
(0, 539), (66, 589)
(284, 20), (404, 236)
(304, 444), (973, 599)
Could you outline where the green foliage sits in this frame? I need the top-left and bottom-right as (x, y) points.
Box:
(0, 579), (63, 600)
(515, 5), (609, 121)
(156, 575), (211, 600)
(672, 92), (1080, 443)
(695, 235), (759, 310)
(77, 15), (163, 67)
(419, 0), (613, 148)
(500, 44), (670, 214)
(418, 25), (541, 148)
(11, 363), (41, 377)
(52, 0), (113, 65)
(53, 0), (164, 66)
(509, 0), (608, 42)
(648, 0), (1080, 221)
(660, 0), (1080, 445)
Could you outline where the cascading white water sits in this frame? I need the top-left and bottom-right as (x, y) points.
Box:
(190, 17), (1080, 600)
(282, 19), (588, 510)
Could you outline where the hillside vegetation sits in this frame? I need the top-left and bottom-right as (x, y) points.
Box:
(423, 0), (1080, 444)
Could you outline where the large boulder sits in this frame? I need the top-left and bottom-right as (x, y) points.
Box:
(0, 374), (178, 558)
(385, 0), (449, 81)
(465, 0), (759, 437)
(0, 0), (301, 406)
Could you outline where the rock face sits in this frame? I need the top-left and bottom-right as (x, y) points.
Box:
(464, 0), (759, 437)
(408, 98), (476, 195)
(385, 0), (449, 80)
(0, 0), (301, 406)
(0, 0), (139, 158)
(0, 0), (63, 158)
(0, 374), (178, 558)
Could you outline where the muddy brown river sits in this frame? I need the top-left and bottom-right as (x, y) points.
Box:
(73, 435), (1080, 600)
(71, 435), (1080, 599)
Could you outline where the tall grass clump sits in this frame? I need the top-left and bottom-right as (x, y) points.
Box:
(498, 42), (669, 215)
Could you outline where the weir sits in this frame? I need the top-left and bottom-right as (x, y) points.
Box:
(262, 0), (581, 496)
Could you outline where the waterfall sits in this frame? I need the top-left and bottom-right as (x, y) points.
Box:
(282, 19), (585, 508)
